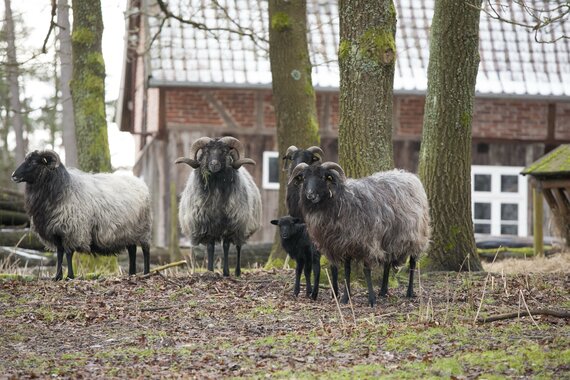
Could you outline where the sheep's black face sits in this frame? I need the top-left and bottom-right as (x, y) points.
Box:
(270, 217), (302, 240)
(300, 165), (340, 204)
(200, 141), (234, 174)
(285, 150), (320, 175)
(11, 151), (60, 184)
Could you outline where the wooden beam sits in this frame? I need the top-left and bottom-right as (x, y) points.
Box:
(533, 187), (544, 257)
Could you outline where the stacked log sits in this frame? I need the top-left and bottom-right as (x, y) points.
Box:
(0, 187), (29, 227)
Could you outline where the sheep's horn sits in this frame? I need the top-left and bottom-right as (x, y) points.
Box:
(232, 158), (256, 168)
(175, 157), (200, 168)
(288, 163), (309, 185)
(219, 136), (245, 159)
(41, 150), (61, 168)
(306, 146), (324, 159)
(321, 162), (346, 182)
(283, 145), (299, 159)
(188, 137), (212, 160)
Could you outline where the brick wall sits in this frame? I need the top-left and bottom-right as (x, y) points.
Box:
(164, 87), (567, 143)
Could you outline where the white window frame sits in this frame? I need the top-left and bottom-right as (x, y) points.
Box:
(262, 151), (280, 190)
(471, 165), (528, 237)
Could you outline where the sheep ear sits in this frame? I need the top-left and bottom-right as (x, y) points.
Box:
(270, 220), (279, 225)
(292, 218), (301, 224)
(175, 157), (200, 168)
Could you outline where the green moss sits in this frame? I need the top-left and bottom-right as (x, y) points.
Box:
(71, 27), (95, 45)
(338, 39), (351, 61)
(358, 27), (396, 65)
(522, 145), (570, 174)
(460, 112), (471, 129)
(271, 12), (292, 32)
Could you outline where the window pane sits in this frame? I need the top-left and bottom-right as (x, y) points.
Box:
(474, 174), (491, 191)
(474, 202), (491, 220)
(501, 224), (518, 235)
(268, 156), (279, 184)
(501, 203), (518, 221)
(501, 175), (518, 192)
(474, 223), (491, 234)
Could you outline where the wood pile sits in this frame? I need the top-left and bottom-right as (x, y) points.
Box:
(0, 187), (29, 227)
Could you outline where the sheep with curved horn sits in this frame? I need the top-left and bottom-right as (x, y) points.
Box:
(176, 136), (261, 277)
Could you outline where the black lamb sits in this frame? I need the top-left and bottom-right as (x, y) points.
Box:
(271, 216), (321, 300)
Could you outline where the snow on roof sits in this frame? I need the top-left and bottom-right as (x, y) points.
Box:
(145, 0), (570, 97)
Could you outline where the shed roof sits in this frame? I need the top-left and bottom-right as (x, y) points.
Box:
(521, 145), (570, 177)
(142, 0), (570, 98)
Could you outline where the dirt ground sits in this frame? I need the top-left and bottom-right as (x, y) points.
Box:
(0, 256), (569, 379)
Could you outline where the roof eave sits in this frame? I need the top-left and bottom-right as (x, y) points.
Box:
(147, 78), (570, 101)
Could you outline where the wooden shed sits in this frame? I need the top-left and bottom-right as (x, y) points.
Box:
(522, 145), (570, 251)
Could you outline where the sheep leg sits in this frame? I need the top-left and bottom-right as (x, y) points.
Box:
(340, 259), (352, 304)
(364, 264), (376, 307)
(222, 239), (230, 277)
(380, 263), (390, 297)
(293, 259), (303, 297)
(54, 244), (64, 281)
(235, 245), (241, 277)
(127, 244), (137, 275)
(310, 249), (320, 300)
(331, 264), (340, 299)
(207, 241), (215, 272)
(304, 257), (313, 298)
(142, 242), (150, 274)
(65, 250), (75, 280)
(406, 256), (416, 298)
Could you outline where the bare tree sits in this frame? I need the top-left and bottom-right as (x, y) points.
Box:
(338, 0), (396, 177)
(70, 0), (111, 173)
(265, 0), (320, 267)
(4, 0), (26, 172)
(57, 0), (77, 167)
(419, 0), (484, 272)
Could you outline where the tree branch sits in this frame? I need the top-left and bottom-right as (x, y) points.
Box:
(476, 308), (570, 323)
(471, 0), (569, 43)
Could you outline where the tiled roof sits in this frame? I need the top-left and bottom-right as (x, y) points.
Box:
(146, 0), (570, 97)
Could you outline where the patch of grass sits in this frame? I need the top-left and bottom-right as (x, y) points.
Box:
(0, 273), (35, 281)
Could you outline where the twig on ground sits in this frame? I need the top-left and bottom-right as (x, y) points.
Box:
(139, 306), (174, 312)
(325, 268), (346, 328)
(139, 260), (188, 278)
(476, 308), (570, 323)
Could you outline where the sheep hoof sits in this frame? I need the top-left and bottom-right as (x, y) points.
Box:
(406, 291), (416, 298)
(310, 290), (319, 301)
(223, 270), (230, 277)
(340, 294), (349, 304)
(235, 268), (241, 277)
(53, 275), (62, 282)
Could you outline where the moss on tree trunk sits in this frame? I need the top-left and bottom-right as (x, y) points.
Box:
(71, 0), (111, 173)
(418, 0), (484, 272)
(338, 0), (396, 177)
(266, 0), (320, 268)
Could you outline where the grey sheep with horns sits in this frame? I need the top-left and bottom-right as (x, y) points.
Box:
(11, 150), (152, 280)
(176, 136), (261, 277)
(290, 162), (431, 307)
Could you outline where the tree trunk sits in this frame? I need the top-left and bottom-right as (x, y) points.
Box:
(266, 0), (320, 268)
(71, 0), (111, 173)
(338, 0), (396, 177)
(70, 0), (116, 273)
(418, 0), (484, 272)
(4, 0), (26, 174)
(58, 0), (78, 167)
